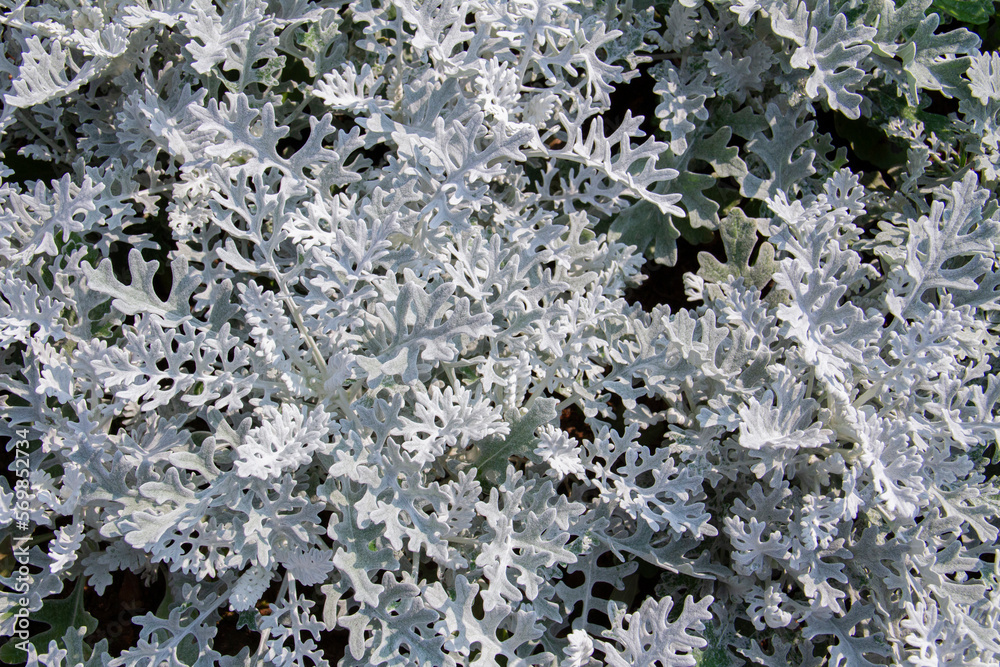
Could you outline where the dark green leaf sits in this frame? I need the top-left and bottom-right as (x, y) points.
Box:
(472, 398), (558, 487)
(932, 0), (994, 24)
(0, 579), (96, 664)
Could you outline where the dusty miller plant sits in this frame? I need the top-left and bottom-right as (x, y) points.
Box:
(1, 0), (999, 665)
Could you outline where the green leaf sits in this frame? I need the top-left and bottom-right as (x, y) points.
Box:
(694, 622), (734, 667)
(0, 579), (96, 664)
(177, 634), (201, 666)
(676, 213), (716, 246)
(607, 200), (681, 265)
(832, 115), (907, 172)
(697, 209), (777, 292)
(471, 398), (558, 487)
(932, 0), (994, 24)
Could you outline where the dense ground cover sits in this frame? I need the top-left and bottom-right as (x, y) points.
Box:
(1, 1), (1000, 666)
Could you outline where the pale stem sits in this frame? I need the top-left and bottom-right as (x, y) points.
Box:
(525, 359), (558, 409)
(252, 571), (291, 664)
(17, 111), (63, 156)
